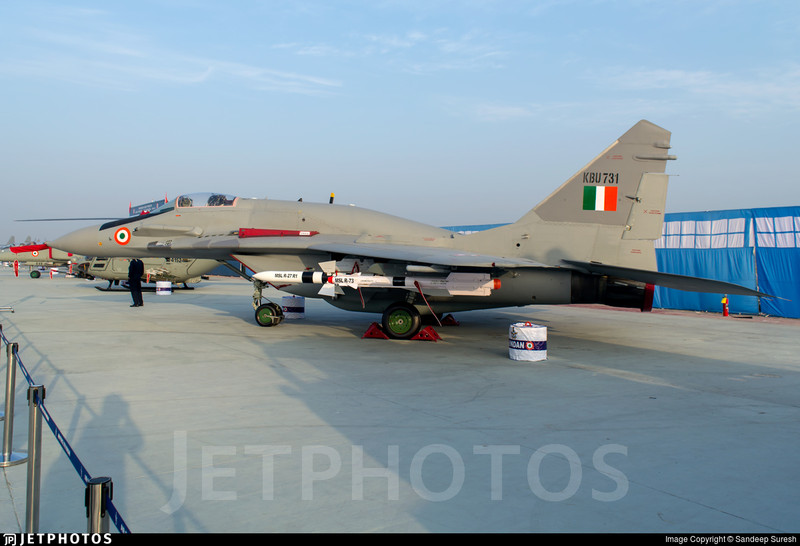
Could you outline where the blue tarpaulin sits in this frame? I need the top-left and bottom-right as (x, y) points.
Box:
(653, 207), (800, 318)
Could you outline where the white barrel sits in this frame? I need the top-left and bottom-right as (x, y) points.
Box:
(156, 281), (172, 295)
(281, 296), (305, 319)
(508, 322), (547, 362)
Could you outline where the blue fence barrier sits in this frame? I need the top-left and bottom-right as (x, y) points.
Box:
(1, 328), (131, 533)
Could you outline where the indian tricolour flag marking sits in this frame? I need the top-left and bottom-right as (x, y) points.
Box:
(582, 186), (618, 211)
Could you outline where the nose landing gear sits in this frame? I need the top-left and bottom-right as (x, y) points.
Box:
(252, 279), (284, 327)
(255, 302), (284, 327)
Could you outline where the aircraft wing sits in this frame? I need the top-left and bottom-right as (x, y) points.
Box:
(154, 234), (551, 269)
(306, 241), (551, 269)
(143, 233), (771, 298)
(562, 259), (773, 298)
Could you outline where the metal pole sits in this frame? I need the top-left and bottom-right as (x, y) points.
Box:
(25, 384), (45, 533)
(86, 477), (112, 533)
(0, 324), (3, 422)
(1, 343), (27, 467)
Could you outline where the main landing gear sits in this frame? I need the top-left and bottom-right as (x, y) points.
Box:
(364, 302), (458, 341)
(380, 302), (422, 340)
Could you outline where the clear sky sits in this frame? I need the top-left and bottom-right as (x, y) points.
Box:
(2, 0), (799, 242)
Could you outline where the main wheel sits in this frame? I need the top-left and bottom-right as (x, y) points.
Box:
(381, 303), (422, 340)
(255, 303), (284, 327)
(30, 270), (41, 279)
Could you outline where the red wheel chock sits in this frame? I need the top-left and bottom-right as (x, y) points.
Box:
(361, 323), (441, 341)
(362, 323), (390, 339)
(440, 314), (460, 326)
(411, 326), (441, 341)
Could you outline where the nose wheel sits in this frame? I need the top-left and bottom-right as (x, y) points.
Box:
(255, 302), (284, 327)
(252, 279), (284, 327)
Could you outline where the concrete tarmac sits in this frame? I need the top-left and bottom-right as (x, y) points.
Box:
(0, 267), (798, 533)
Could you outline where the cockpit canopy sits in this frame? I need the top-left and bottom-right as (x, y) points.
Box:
(100, 193), (241, 231)
(156, 193), (239, 212)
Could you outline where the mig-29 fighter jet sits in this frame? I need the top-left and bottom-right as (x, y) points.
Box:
(49, 120), (770, 339)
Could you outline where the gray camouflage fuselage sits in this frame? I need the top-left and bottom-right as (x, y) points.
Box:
(49, 121), (767, 332)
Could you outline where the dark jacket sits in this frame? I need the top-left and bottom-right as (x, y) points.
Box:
(128, 259), (144, 282)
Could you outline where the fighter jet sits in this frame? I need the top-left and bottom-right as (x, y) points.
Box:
(0, 243), (217, 287)
(0, 243), (81, 278)
(78, 256), (220, 290)
(1, 236), (16, 250)
(50, 120), (770, 339)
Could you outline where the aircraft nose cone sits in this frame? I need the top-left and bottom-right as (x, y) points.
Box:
(49, 225), (104, 256)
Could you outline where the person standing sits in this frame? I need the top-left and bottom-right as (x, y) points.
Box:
(128, 258), (144, 307)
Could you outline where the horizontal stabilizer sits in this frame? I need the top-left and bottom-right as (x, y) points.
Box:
(562, 260), (773, 298)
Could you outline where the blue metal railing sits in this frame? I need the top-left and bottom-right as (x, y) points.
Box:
(1, 327), (131, 533)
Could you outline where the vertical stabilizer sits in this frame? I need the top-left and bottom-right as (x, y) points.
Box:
(526, 120), (675, 227)
(466, 120), (678, 271)
(622, 172), (669, 240)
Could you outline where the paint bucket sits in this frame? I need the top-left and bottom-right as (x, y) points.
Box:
(281, 296), (305, 319)
(508, 322), (547, 362)
(156, 281), (172, 295)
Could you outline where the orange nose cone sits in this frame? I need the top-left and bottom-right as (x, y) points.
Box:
(493, 279), (502, 290)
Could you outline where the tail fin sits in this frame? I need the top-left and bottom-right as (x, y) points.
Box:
(524, 120), (675, 230)
(469, 120), (772, 300)
(477, 120), (678, 271)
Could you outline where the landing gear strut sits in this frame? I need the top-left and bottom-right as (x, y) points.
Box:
(253, 279), (284, 327)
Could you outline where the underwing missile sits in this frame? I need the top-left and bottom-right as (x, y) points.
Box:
(253, 270), (500, 297)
